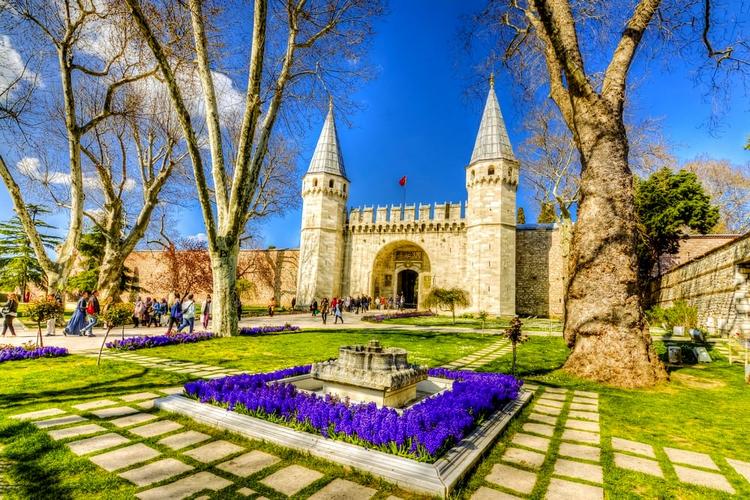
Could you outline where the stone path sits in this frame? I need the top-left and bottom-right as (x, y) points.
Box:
(95, 351), (249, 379)
(11, 389), (406, 499)
(444, 338), (511, 370)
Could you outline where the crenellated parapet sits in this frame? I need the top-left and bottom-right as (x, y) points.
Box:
(465, 160), (519, 188)
(346, 201), (467, 234)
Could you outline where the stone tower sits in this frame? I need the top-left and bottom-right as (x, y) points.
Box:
(296, 100), (350, 307)
(465, 74), (519, 315)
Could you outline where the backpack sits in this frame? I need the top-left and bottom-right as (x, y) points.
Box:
(86, 301), (95, 315)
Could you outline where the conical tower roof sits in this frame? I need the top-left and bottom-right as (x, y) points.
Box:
(306, 100), (347, 179)
(470, 74), (515, 165)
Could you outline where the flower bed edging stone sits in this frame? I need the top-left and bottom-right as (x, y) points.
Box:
(154, 389), (532, 497)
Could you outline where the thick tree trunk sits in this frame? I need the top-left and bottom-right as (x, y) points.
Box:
(98, 248), (126, 303)
(563, 116), (666, 388)
(210, 244), (239, 337)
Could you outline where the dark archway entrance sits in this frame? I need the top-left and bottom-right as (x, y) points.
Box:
(397, 269), (419, 308)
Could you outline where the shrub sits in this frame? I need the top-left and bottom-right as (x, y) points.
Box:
(101, 302), (135, 329)
(646, 300), (698, 331)
(423, 287), (470, 324)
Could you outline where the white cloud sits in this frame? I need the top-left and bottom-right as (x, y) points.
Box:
(0, 35), (38, 95)
(123, 178), (136, 192)
(187, 232), (208, 243)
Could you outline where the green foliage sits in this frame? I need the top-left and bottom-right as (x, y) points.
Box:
(66, 269), (99, 293)
(537, 201), (556, 223)
(502, 317), (529, 375)
(100, 303), (135, 329)
(24, 298), (63, 326)
(646, 300), (698, 331)
(478, 310), (489, 330)
(67, 226), (137, 293)
(635, 168), (720, 279)
(517, 207), (526, 224)
(424, 287), (470, 324)
(0, 205), (60, 296)
(236, 278), (256, 298)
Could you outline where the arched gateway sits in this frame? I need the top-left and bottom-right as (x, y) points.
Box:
(370, 241), (431, 308)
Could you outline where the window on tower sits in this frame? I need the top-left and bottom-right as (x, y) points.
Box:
(343, 184), (347, 192)
(329, 179), (334, 188)
(313, 178), (318, 187)
(488, 166), (495, 176)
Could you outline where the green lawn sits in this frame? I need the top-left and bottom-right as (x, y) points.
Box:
(379, 314), (564, 333)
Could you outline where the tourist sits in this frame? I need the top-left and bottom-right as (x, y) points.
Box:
(311, 299), (318, 316)
(166, 293), (182, 334)
(320, 297), (330, 324)
(236, 296), (243, 320)
(268, 297), (276, 317)
(202, 294), (211, 329)
(399, 293), (405, 311)
(80, 290), (100, 337)
(334, 301), (344, 324)
(148, 300), (160, 327)
(291, 297), (296, 311)
(143, 297), (152, 327)
(45, 293), (63, 336)
(1, 293), (19, 337)
(178, 293), (196, 333)
(160, 298), (169, 326)
(64, 291), (88, 336)
(133, 296), (144, 327)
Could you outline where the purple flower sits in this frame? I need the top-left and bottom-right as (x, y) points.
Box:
(106, 332), (215, 351)
(239, 325), (301, 336)
(184, 365), (521, 461)
(0, 346), (69, 362)
(362, 311), (435, 323)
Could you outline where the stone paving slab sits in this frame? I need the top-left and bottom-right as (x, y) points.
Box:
(73, 400), (119, 411)
(528, 413), (557, 425)
(543, 387), (568, 394)
(664, 447), (719, 471)
(136, 471), (233, 500)
(11, 408), (66, 420)
(237, 487), (256, 496)
(159, 387), (185, 395)
(533, 405), (562, 416)
(568, 410), (599, 422)
(502, 447), (546, 470)
(158, 431), (211, 450)
(614, 452), (663, 477)
(558, 442), (601, 462)
(34, 415), (88, 428)
(129, 420), (183, 438)
(122, 392), (161, 402)
(217, 450), (280, 478)
(564, 419), (600, 433)
(727, 458), (750, 483)
(524, 384), (539, 391)
(110, 413), (158, 428)
(260, 464), (324, 496)
(611, 437), (655, 458)
(673, 465), (735, 494)
(137, 400), (155, 410)
(92, 406), (138, 418)
(541, 393), (566, 401)
(485, 463), (537, 495)
(470, 487), (523, 500)
(569, 402), (598, 411)
(183, 440), (244, 463)
(561, 429), (600, 445)
(573, 391), (598, 398)
(119, 458), (193, 487)
(545, 478), (603, 500)
(90, 443), (160, 472)
(522, 423), (555, 437)
(571, 396), (598, 404)
(68, 432), (130, 455)
(48, 423), (107, 441)
(536, 399), (564, 409)
(307, 478), (377, 499)
(512, 433), (551, 453)
(553, 458), (603, 484)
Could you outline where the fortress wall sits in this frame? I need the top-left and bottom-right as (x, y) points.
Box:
(349, 201), (466, 226)
(650, 232), (750, 335)
(515, 224), (564, 318)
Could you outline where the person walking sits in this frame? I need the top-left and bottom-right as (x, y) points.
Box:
(159, 298), (169, 327)
(201, 294), (211, 329)
(334, 301), (344, 324)
(64, 291), (88, 336)
(268, 297), (276, 317)
(44, 293), (63, 336)
(311, 299), (318, 317)
(1, 293), (19, 336)
(177, 293), (196, 333)
(133, 296), (144, 327)
(80, 291), (100, 337)
(320, 297), (330, 324)
(291, 297), (296, 311)
(166, 293), (182, 334)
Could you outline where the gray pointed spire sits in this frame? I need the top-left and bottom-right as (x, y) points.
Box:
(469, 74), (515, 165)
(307, 99), (347, 179)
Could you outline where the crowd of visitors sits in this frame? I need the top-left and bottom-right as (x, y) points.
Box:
(308, 293), (407, 325)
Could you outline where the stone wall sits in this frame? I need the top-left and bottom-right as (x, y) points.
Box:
(659, 234), (738, 273)
(515, 224), (564, 318)
(650, 233), (750, 335)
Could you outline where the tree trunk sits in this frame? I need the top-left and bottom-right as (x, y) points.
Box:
(563, 115), (666, 388)
(98, 247), (126, 303)
(512, 343), (517, 375)
(210, 244), (239, 337)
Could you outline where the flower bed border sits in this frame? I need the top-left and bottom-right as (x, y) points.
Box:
(106, 332), (215, 350)
(0, 346), (69, 363)
(155, 389), (532, 497)
(361, 310), (436, 323)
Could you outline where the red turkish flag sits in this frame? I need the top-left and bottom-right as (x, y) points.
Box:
(399, 176), (407, 187)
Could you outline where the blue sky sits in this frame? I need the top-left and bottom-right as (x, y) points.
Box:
(1, 0), (748, 249)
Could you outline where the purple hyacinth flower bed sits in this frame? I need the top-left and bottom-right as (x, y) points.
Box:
(106, 332), (215, 350)
(0, 345), (69, 363)
(361, 311), (435, 323)
(184, 365), (521, 462)
(239, 324), (301, 336)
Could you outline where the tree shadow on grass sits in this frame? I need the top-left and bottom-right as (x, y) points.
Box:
(0, 421), (74, 500)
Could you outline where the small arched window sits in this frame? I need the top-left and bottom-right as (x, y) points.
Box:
(313, 178), (318, 187)
(471, 169), (476, 180)
(343, 184), (347, 192)
(329, 179), (334, 188)
(488, 166), (495, 176)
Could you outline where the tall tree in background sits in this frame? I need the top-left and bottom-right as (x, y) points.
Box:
(476, 0), (749, 386)
(635, 168), (720, 280)
(517, 207), (526, 224)
(0, 205), (60, 299)
(537, 201), (556, 223)
(683, 156), (750, 233)
(123, 0), (383, 336)
(66, 226), (138, 295)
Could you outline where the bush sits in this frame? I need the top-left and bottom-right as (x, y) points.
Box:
(647, 300), (698, 331)
(101, 302), (135, 329)
(25, 298), (63, 326)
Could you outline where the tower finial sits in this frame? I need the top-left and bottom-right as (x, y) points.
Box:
(328, 95), (333, 112)
(489, 71), (495, 89)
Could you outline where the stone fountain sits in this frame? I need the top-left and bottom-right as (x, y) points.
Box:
(309, 340), (428, 407)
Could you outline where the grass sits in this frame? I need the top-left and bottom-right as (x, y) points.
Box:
(380, 314), (564, 333)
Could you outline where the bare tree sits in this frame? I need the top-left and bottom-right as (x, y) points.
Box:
(474, 0), (749, 387)
(123, 0), (383, 336)
(683, 156), (750, 233)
